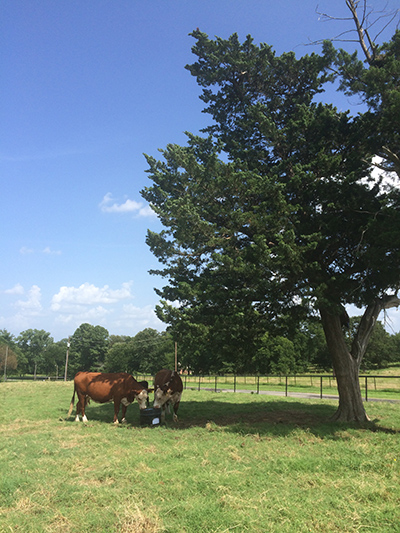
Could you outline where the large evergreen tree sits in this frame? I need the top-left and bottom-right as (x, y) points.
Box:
(141, 2), (400, 421)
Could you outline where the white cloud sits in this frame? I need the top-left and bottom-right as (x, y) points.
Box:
(0, 285), (44, 334)
(19, 246), (62, 255)
(20, 246), (34, 255)
(117, 303), (164, 330)
(43, 246), (62, 255)
(14, 285), (42, 315)
(51, 282), (133, 312)
(54, 305), (111, 326)
(5, 283), (25, 295)
(99, 193), (156, 217)
(48, 283), (164, 337)
(361, 156), (399, 193)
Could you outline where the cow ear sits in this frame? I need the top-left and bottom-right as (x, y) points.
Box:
(147, 388), (154, 393)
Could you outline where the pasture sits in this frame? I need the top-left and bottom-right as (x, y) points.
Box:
(0, 381), (399, 532)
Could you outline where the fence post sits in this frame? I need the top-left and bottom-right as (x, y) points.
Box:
(257, 375), (260, 394)
(215, 375), (218, 393)
(234, 374), (236, 393)
(285, 375), (288, 397)
(198, 375), (201, 392)
(365, 376), (368, 402)
(320, 376), (323, 399)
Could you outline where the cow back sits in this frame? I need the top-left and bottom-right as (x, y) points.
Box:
(154, 369), (183, 393)
(74, 372), (146, 402)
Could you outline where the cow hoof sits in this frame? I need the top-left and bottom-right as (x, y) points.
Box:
(82, 415), (88, 423)
(114, 419), (119, 425)
(121, 418), (127, 424)
(173, 415), (178, 422)
(75, 416), (80, 422)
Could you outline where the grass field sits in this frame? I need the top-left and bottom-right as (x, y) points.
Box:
(1, 381), (400, 532)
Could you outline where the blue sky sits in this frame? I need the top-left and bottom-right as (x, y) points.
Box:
(2, 0), (399, 341)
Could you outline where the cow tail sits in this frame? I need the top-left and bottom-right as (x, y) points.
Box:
(67, 386), (76, 418)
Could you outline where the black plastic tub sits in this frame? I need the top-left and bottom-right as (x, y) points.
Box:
(140, 407), (162, 427)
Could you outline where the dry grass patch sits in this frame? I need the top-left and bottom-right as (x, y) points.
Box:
(45, 513), (73, 533)
(118, 501), (163, 533)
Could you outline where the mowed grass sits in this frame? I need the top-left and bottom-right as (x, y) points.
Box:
(0, 382), (400, 532)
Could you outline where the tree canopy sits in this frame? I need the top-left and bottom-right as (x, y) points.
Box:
(104, 328), (174, 375)
(141, 2), (400, 421)
(16, 329), (54, 376)
(68, 323), (109, 376)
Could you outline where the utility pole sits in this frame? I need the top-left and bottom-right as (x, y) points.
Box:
(64, 337), (70, 381)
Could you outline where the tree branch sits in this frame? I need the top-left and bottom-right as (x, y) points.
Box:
(382, 146), (400, 179)
(346, 0), (374, 63)
(351, 294), (400, 361)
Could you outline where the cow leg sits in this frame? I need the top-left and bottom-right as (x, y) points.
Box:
(113, 399), (121, 424)
(75, 399), (81, 422)
(75, 392), (87, 422)
(121, 404), (128, 424)
(75, 392), (89, 424)
(82, 396), (90, 424)
(172, 400), (180, 422)
(160, 404), (166, 424)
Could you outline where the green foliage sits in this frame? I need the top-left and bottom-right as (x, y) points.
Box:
(349, 317), (397, 370)
(254, 333), (303, 374)
(69, 323), (109, 375)
(294, 320), (332, 371)
(104, 328), (174, 374)
(16, 329), (54, 375)
(391, 332), (400, 363)
(323, 31), (400, 176)
(41, 339), (68, 376)
(0, 345), (18, 376)
(0, 330), (21, 376)
(140, 15), (400, 421)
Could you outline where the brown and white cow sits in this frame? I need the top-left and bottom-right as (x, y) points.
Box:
(153, 369), (183, 423)
(67, 372), (150, 424)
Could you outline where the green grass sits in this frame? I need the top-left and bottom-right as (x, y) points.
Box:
(1, 381), (400, 532)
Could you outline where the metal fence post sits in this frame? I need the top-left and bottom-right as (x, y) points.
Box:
(234, 374), (236, 393)
(257, 375), (260, 394)
(215, 375), (218, 393)
(365, 376), (368, 402)
(285, 375), (288, 397)
(320, 376), (323, 399)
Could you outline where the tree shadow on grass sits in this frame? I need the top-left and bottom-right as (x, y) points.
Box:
(61, 396), (400, 438)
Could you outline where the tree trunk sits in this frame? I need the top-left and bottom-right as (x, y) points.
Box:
(319, 295), (400, 422)
(319, 307), (369, 422)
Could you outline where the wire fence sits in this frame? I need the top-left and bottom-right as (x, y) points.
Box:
(4, 372), (400, 402)
(176, 373), (400, 402)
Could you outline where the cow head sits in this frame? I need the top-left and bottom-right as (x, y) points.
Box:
(153, 384), (173, 408)
(135, 388), (150, 409)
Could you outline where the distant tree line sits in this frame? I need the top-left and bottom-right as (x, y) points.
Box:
(1, 318), (400, 380)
